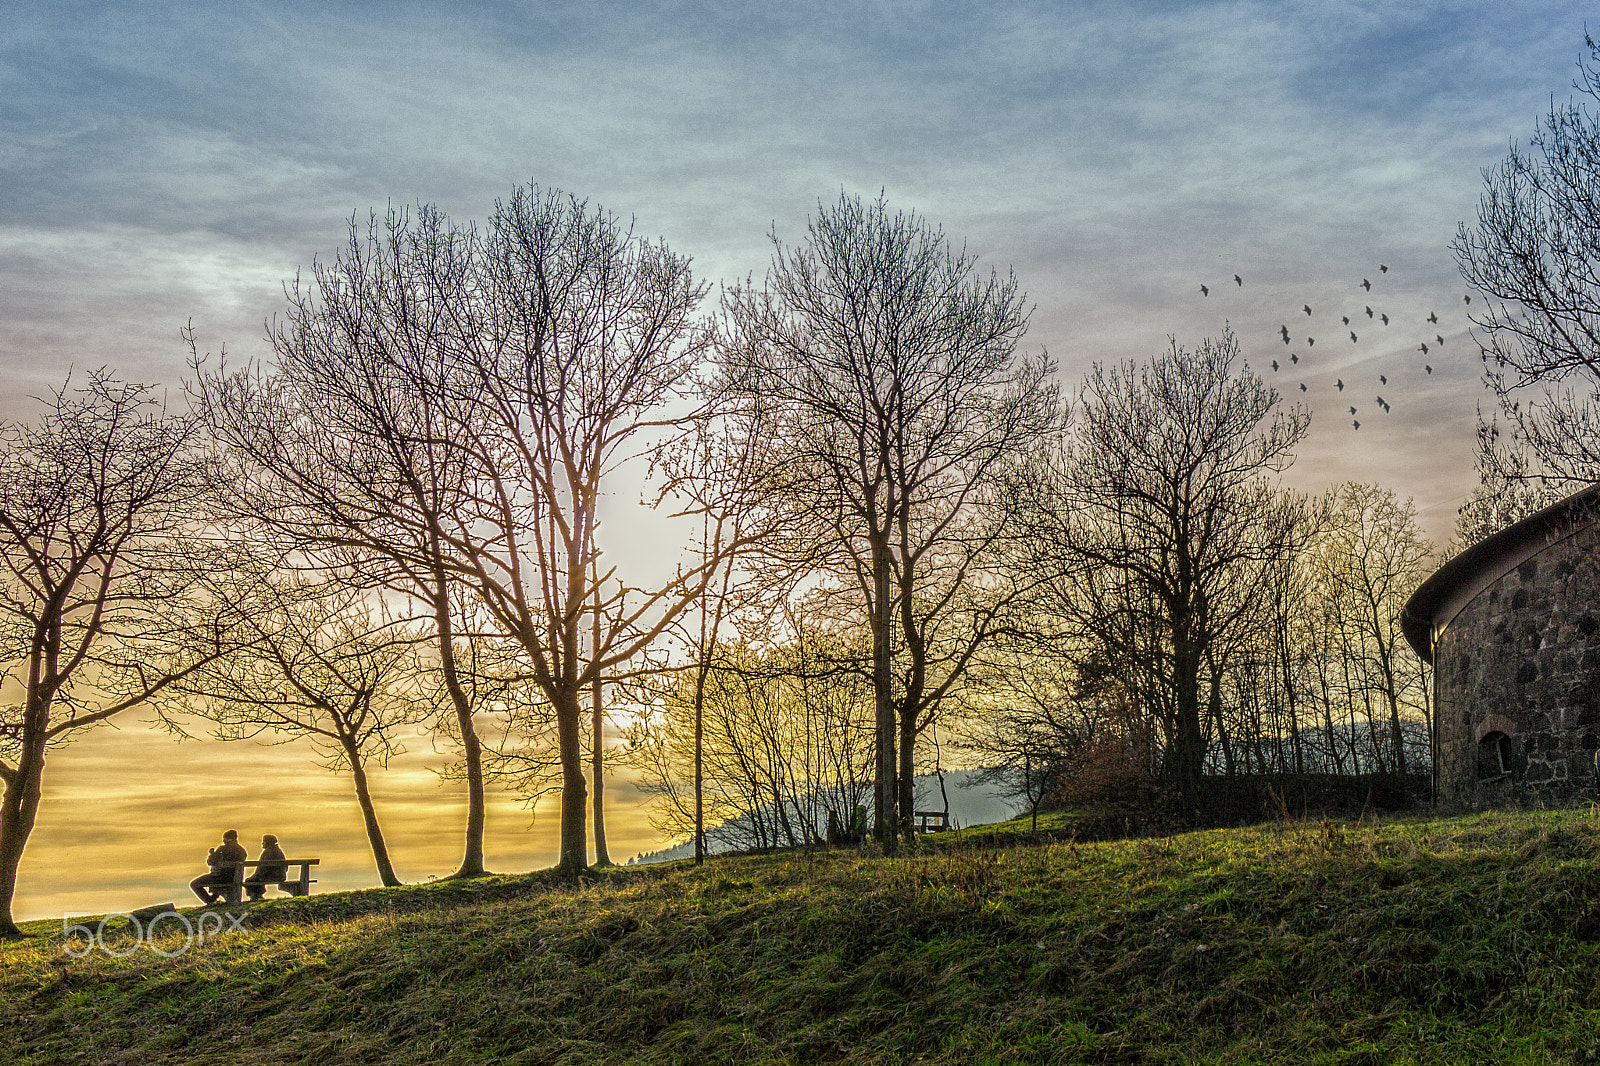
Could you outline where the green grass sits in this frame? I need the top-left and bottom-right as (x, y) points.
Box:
(7, 808), (1600, 1063)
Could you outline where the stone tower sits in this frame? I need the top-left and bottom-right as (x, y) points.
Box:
(1403, 485), (1600, 810)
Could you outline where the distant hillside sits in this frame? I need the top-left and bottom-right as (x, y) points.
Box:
(10, 808), (1600, 1063)
(626, 767), (1019, 865)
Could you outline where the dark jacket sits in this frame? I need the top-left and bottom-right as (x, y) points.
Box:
(207, 840), (247, 872)
(253, 843), (288, 882)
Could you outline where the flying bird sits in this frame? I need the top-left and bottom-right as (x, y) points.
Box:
(1362, 278), (1372, 290)
(1280, 325), (1291, 343)
(1291, 352), (1299, 363)
(1380, 264), (1388, 273)
(1348, 406), (1357, 415)
(1234, 274), (1242, 286)
(1381, 313), (1389, 325)
(1343, 316), (1350, 325)
(1336, 379), (1344, 390)
(1419, 342), (1429, 355)
(1271, 359), (1280, 372)
(1436, 334), (1444, 346)
(1303, 304), (1313, 315)
(1200, 284), (1209, 296)
(1307, 337), (1315, 347)
(1425, 364), (1433, 374)
(1428, 312), (1438, 324)
(1365, 306), (1373, 318)
(1376, 395), (1385, 406)
(1465, 294), (1472, 304)
(1299, 383), (1307, 392)
(1350, 331), (1358, 342)
(1353, 420), (1361, 430)
(1379, 375), (1387, 384)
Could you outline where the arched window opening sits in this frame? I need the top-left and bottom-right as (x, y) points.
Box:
(1477, 731), (1514, 781)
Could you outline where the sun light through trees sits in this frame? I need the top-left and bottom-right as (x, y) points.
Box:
(0, 181), (1465, 926)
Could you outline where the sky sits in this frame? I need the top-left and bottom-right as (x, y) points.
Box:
(3, 0), (1597, 921)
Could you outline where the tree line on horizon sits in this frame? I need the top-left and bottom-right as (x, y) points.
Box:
(6, 34), (1600, 937)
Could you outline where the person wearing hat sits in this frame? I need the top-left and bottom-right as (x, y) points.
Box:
(190, 829), (247, 904)
(244, 834), (289, 901)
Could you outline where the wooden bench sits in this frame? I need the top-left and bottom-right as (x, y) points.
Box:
(215, 859), (319, 904)
(915, 810), (949, 833)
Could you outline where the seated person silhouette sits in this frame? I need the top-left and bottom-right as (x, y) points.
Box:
(190, 829), (247, 904)
(244, 834), (292, 900)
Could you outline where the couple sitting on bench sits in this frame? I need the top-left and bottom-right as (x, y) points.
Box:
(190, 830), (302, 903)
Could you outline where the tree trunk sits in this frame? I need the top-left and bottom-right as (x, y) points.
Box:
(0, 730), (46, 939)
(693, 653), (708, 865)
(341, 735), (401, 888)
(432, 582), (486, 879)
(869, 532), (897, 852)
(591, 604), (611, 867)
(1378, 643), (1408, 776)
(898, 710), (918, 844)
(1319, 660), (1344, 775)
(895, 554), (926, 845)
(1170, 626), (1207, 804)
(1207, 652), (1235, 778)
(555, 687), (589, 875)
(591, 679), (611, 867)
(1027, 753), (1039, 834)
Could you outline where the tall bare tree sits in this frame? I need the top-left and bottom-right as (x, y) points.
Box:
(1455, 33), (1600, 493)
(193, 205), (494, 879)
(201, 187), (725, 876)
(717, 192), (1062, 844)
(443, 184), (720, 874)
(1033, 332), (1309, 801)
(0, 373), (237, 937)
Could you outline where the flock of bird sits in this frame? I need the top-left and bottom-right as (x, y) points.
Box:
(1199, 265), (1471, 431)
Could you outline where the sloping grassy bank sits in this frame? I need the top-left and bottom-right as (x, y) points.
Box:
(5, 809), (1600, 1064)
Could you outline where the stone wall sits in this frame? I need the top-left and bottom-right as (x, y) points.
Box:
(1434, 520), (1600, 810)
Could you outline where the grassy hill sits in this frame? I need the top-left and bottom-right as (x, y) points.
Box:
(5, 808), (1600, 1064)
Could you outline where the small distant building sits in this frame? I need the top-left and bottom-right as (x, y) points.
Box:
(1402, 485), (1600, 810)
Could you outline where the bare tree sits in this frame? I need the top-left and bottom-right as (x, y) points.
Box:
(1453, 412), (1565, 547)
(165, 574), (435, 887)
(627, 620), (875, 852)
(1455, 33), (1600, 491)
(441, 184), (721, 874)
(1032, 332), (1309, 802)
(192, 205), (494, 879)
(202, 187), (725, 877)
(717, 192), (1062, 845)
(1305, 483), (1434, 776)
(951, 624), (1099, 833)
(651, 396), (776, 863)
(0, 373), (238, 937)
